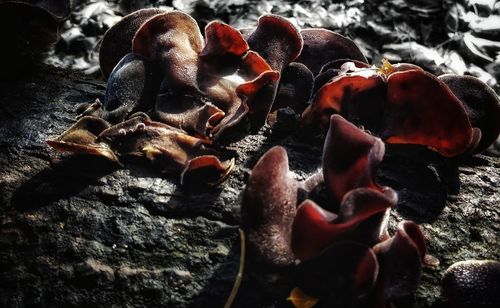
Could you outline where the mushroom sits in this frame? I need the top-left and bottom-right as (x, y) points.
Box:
(372, 221), (426, 301)
(97, 114), (233, 185)
(291, 187), (396, 262)
(246, 15), (303, 73)
(302, 67), (386, 134)
(313, 59), (371, 94)
(381, 69), (473, 157)
(302, 63), (475, 157)
(439, 74), (500, 153)
(241, 146), (300, 266)
(131, 11), (280, 138)
(442, 260), (500, 308)
(292, 221), (427, 307)
(294, 241), (379, 306)
(46, 116), (118, 162)
(103, 53), (161, 124)
(323, 114), (386, 204)
(272, 62), (314, 113)
(99, 8), (166, 79)
(296, 29), (367, 76)
(244, 14), (303, 128)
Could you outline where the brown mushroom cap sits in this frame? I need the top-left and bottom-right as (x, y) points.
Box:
(296, 28), (368, 76)
(46, 116), (118, 162)
(246, 14), (303, 72)
(99, 8), (166, 79)
(323, 115), (386, 204)
(243, 14), (303, 130)
(442, 260), (500, 308)
(272, 62), (314, 112)
(131, 12), (280, 139)
(153, 93), (225, 138)
(97, 116), (213, 162)
(132, 11), (203, 90)
(241, 146), (299, 266)
(200, 21), (249, 75)
(439, 74), (500, 153)
(181, 156), (235, 186)
(304, 67), (474, 157)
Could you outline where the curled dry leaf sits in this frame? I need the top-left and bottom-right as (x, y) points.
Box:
(288, 287), (319, 308)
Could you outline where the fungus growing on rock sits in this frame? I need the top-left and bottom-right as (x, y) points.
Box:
(294, 241), (379, 306)
(244, 14), (304, 128)
(55, 11), (318, 184)
(296, 29), (368, 76)
(291, 221), (427, 308)
(103, 53), (161, 124)
(46, 116), (118, 162)
(302, 62), (477, 157)
(240, 111), (431, 307)
(272, 62), (314, 113)
(97, 114), (233, 185)
(323, 114), (386, 204)
(292, 187), (396, 261)
(439, 74), (500, 153)
(131, 11), (280, 138)
(241, 115), (397, 265)
(442, 260), (500, 308)
(99, 8), (166, 79)
(373, 221), (426, 301)
(241, 146), (300, 266)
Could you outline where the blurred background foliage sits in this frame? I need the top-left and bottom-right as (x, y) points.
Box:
(45, 0), (500, 92)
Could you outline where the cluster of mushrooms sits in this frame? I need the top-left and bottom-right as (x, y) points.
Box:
(46, 8), (500, 308)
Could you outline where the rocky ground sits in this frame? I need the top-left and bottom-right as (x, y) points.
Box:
(0, 64), (498, 307)
(0, 0), (499, 307)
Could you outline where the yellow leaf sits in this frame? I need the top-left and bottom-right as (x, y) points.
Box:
(287, 287), (319, 308)
(378, 58), (395, 76)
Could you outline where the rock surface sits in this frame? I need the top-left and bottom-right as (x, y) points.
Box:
(0, 66), (499, 307)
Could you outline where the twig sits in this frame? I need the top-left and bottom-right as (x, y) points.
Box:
(224, 228), (246, 308)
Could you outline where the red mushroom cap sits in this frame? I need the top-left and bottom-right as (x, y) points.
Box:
(323, 115), (386, 203)
(241, 146), (300, 266)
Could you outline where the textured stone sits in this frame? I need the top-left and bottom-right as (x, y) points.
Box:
(0, 65), (499, 307)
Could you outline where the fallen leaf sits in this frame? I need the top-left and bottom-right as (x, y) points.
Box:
(287, 287), (319, 308)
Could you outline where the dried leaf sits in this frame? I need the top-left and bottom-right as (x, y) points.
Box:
(287, 287), (318, 308)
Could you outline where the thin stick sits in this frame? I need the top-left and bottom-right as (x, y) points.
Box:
(224, 228), (246, 308)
